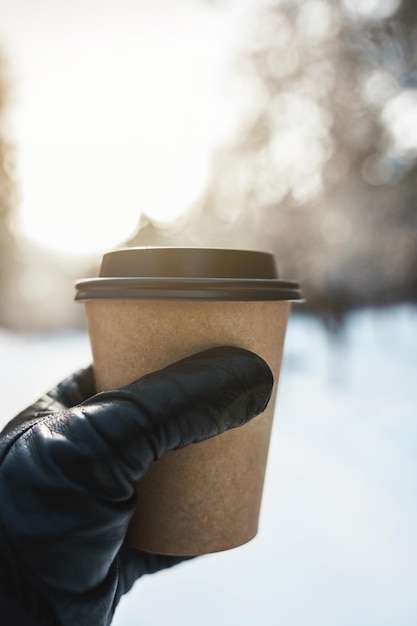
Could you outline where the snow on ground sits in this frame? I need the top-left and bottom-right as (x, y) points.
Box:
(1, 305), (416, 625)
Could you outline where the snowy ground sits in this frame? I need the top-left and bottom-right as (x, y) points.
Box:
(1, 305), (416, 625)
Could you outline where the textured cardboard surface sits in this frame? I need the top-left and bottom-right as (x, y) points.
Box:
(85, 300), (290, 555)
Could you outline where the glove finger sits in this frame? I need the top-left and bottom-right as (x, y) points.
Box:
(47, 365), (96, 409)
(45, 346), (272, 502)
(117, 545), (192, 596)
(79, 346), (273, 482)
(0, 366), (95, 438)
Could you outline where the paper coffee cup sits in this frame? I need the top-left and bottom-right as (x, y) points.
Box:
(75, 247), (302, 555)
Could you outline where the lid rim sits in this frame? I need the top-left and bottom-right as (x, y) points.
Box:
(75, 277), (301, 287)
(75, 277), (303, 302)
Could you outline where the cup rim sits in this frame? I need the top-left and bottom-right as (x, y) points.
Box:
(75, 276), (303, 302)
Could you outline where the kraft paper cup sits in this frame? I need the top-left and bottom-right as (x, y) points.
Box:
(75, 247), (302, 556)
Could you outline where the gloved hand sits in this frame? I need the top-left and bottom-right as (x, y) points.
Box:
(0, 346), (273, 626)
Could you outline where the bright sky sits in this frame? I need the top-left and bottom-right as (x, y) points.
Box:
(0, 0), (247, 256)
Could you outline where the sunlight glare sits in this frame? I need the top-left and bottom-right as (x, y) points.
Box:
(382, 89), (417, 158)
(8, 2), (240, 256)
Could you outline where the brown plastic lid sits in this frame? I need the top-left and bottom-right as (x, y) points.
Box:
(75, 247), (302, 302)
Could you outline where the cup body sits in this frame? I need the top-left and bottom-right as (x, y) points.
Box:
(76, 248), (301, 555)
(84, 299), (290, 555)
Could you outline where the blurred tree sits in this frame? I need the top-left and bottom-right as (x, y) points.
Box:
(203, 0), (417, 322)
(0, 49), (93, 331)
(0, 50), (18, 327)
(132, 0), (417, 326)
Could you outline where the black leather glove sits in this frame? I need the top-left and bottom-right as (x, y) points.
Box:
(0, 346), (273, 626)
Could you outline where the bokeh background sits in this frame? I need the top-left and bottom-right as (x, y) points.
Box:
(0, 1), (416, 625)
